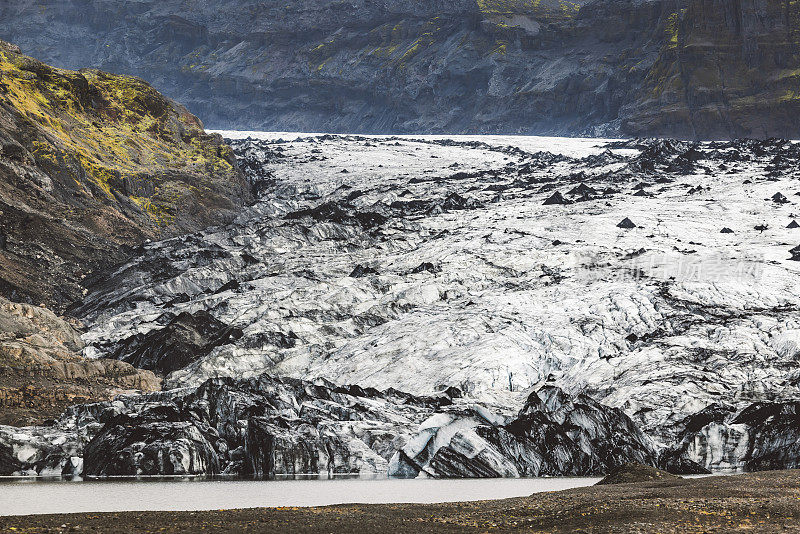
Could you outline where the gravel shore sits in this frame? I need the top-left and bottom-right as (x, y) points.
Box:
(3, 470), (800, 533)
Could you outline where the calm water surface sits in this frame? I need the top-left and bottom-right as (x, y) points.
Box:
(0, 476), (601, 516)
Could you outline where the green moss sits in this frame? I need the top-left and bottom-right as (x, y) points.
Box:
(369, 22), (405, 60)
(130, 195), (174, 225)
(308, 38), (338, 72)
(395, 19), (443, 68)
(780, 89), (800, 102)
(478, 0), (541, 15)
(0, 45), (236, 227)
(559, 1), (581, 17)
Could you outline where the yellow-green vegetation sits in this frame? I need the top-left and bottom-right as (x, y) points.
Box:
(489, 40), (509, 56)
(642, 60), (682, 101)
(665, 12), (679, 49)
(781, 89), (800, 102)
(633, 0), (800, 134)
(397, 19), (442, 68)
(368, 22), (405, 60)
(309, 38), (337, 72)
(0, 42), (237, 228)
(477, 0), (580, 20)
(477, 0), (543, 15)
(181, 49), (212, 73)
(776, 67), (800, 83)
(326, 17), (448, 71)
(559, 1), (581, 18)
(790, 0), (800, 41)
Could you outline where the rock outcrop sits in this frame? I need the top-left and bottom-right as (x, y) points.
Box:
(664, 401), (800, 473)
(2, 1), (800, 138)
(83, 404), (220, 477)
(622, 0), (800, 139)
(0, 40), (249, 311)
(105, 311), (244, 376)
(0, 296), (160, 426)
(0, 42), (252, 426)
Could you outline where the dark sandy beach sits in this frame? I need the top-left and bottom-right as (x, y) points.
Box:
(3, 470), (800, 533)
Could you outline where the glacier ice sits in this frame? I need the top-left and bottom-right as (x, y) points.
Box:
(6, 134), (800, 477)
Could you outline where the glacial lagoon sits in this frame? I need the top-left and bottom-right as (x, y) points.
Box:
(0, 476), (601, 516)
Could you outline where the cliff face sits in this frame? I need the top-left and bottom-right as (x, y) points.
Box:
(623, 0), (800, 138)
(0, 0), (798, 138)
(0, 40), (249, 311)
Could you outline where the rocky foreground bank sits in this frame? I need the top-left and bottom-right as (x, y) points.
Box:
(3, 470), (800, 532)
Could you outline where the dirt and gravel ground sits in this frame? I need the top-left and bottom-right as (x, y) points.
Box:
(3, 470), (800, 533)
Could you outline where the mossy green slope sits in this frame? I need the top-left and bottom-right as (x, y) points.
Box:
(0, 40), (249, 311)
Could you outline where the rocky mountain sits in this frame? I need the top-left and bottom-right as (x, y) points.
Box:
(0, 40), (249, 312)
(1, 0), (800, 139)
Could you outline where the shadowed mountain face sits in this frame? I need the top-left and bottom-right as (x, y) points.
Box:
(1, 0), (800, 139)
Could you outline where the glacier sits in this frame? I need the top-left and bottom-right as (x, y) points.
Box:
(3, 134), (800, 477)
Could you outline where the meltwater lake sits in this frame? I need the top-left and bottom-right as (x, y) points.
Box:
(0, 477), (601, 516)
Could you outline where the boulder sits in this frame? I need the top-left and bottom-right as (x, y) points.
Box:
(441, 192), (477, 211)
(543, 191), (569, 205)
(567, 183), (598, 197)
(409, 262), (440, 274)
(772, 192), (789, 204)
(349, 265), (378, 278)
(567, 183), (598, 201)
